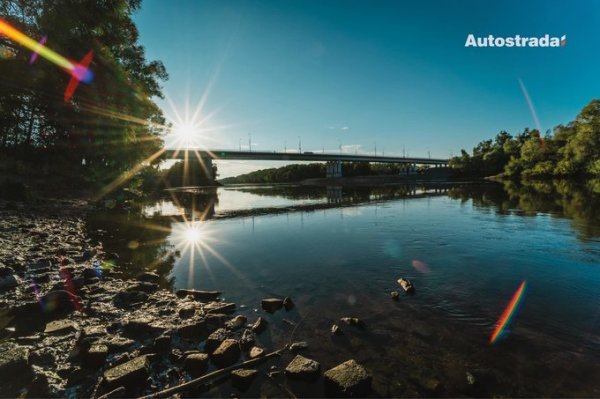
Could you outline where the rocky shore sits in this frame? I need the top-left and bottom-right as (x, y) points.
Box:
(0, 199), (372, 398)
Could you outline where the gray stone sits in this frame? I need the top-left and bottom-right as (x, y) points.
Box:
(0, 345), (30, 375)
(211, 339), (240, 368)
(103, 355), (150, 390)
(204, 302), (236, 314)
(231, 368), (258, 390)
(184, 353), (209, 376)
(261, 298), (283, 313)
(205, 328), (229, 352)
(225, 315), (247, 331)
(289, 341), (309, 352)
(283, 297), (295, 310)
(391, 291), (400, 300)
(340, 317), (366, 329)
(285, 355), (320, 381)
(239, 329), (255, 351)
(0, 273), (20, 291)
(177, 318), (207, 340)
(324, 360), (371, 397)
(398, 278), (415, 294)
(136, 272), (160, 284)
(251, 317), (267, 334)
(248, 346), (264, 359)
(83, 344), (108, 368)
(331, 323), (341, 335)
(44, 319), (77, 334)
(176, 289), (222, 301)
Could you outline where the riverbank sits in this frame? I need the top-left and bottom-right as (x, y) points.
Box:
(0, 198), (374, 398)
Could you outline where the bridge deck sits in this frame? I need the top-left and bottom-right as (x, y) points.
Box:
(165, 150), (448, 165)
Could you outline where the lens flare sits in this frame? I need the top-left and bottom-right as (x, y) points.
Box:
(490, 280), (527, 344)
(518, 78), (542, 134)
(29, 35), (47, 64)
(0, 18), (94, 101)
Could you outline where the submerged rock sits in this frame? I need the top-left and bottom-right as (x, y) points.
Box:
(391, 290), (400, 300)
(283, 297), (295, 311)
(324, 359), (371, 397)
(331, 323), (342, 335)
(240, 329), (255, 351)
(289, 341), (309, 352)
(340, 317), (366, 329)
(285, 355), (321, 381)
(261, 298), (283, 313)
(398, 278), (415, 294)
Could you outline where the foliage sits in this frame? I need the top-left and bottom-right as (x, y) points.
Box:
(0, 0), (168, 193)
(220, 163), (326, 184)
(450, 99), (600, 179)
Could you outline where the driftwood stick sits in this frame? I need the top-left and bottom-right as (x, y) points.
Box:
(136, 345), (288, 399)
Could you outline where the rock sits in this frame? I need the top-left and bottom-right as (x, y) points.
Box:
(0, 345), (30, 375)
(83, 344), (108, 368)
(283, 297), (295, 311)
(239, 329), (255, 351)
(251, 317), (267, 334)
(103, 355), (150, 391)
(285, 355), (320, 381)
(128, 281), (158, 293)
(176, 289), (222, 301)
(261, 298), (283, 313)
(83, 325), (108, 339)
(398, 278), (415, 294)
(205, 328), (229, 352)
(136, 272), (160, 284)
(205, 313), (227, 332)
(340, 317), (366, 329)
(248, 346), (264, 359)
(113, 290), (148, 308)
(289, 341), (309, 352)
(205, 302), (236, 314)
(331, 324), (342, 335)
(123, 317), (164, 337)
(391, 291), (400, 300)
(413, 375), (443, 393)
(225, 315), (247, 331)
(324, 359), (372, 397)
(0, 273), (20, 291)
(82, 267), (100, 280)
(44, 319), (78, 334)
(231, 368), (258, 390)
(211, 339), (240, 368)
(177, 318), (207, 340)
(154, 335), (171, 353)
(41, 290), (81, 313)
(184, 353), (209, 376)
(178, 304), (196, 319)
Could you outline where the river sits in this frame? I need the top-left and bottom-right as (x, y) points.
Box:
(88, 180), (600, 397)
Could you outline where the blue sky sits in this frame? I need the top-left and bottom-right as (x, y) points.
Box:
(134, 0), (600, 177)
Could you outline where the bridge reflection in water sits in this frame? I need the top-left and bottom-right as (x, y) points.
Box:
(148, 183), (452, 221)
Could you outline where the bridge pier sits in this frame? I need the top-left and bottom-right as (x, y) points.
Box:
(326, 160), (342, 178)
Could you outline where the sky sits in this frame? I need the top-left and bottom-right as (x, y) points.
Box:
(134, 0), (600, 177)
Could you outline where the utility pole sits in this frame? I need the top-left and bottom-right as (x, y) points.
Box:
(284, 140), (287, 153)
(374, 141), (377, 156)
(239, 138), (241, 151)
(298, 136), (301, 153)
(428, 148), (431, 159)
(403, 146), (406, 158)
(248, 133), (251, 152)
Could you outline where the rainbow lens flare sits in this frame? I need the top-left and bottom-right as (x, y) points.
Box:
(29, 35), (47, 64)
(0, 18), (94, 101)
(490, 280), (527, 344)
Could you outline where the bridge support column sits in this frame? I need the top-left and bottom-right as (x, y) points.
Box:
(326, 161), (342, 178)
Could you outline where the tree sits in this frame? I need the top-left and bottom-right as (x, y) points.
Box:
(0, 0), (168, 192)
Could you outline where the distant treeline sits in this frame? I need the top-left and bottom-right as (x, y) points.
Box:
(450, 99), (600, 178)
(219, 162), (416, 184)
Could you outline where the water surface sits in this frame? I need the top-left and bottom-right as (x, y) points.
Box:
(89, 181), (600, 397)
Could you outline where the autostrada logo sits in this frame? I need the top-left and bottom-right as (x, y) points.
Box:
(465, 34), (567, 47)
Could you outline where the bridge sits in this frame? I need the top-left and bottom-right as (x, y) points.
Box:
(165, 149), (449, 178)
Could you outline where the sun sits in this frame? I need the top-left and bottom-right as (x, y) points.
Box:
(183, 224), (202, 243)
(170, 122), (201, 148)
